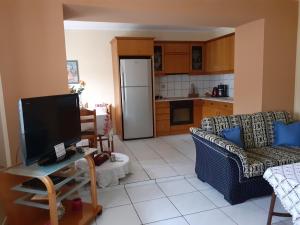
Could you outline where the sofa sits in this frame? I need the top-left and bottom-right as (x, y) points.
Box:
(191, 111), (300, 205)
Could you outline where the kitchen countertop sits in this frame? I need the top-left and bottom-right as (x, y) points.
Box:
(155, 96), (234, 103)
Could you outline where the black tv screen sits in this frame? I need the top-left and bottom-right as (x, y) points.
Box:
(19, 94), (81, 166)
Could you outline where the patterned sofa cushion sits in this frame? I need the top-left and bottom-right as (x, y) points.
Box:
(246, 146), (300, 177)
(251, 112), (291, 148)
(201, 111), (291, 149)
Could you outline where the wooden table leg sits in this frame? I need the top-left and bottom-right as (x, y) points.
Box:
(267, 192), (276, 225)
(39, 176), (58, 225)
(267, 192), (291, 225)
(85, 155), (101, 212)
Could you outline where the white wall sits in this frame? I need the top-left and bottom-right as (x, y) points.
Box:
(64, 28), (234, 107)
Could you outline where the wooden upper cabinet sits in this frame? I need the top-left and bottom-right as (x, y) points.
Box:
(204, 33), (235, 74)
(164, 43), (189, 54)
(164, 54), (190, 74)
(113, 37), (154, 56)
(154, 42), (164, 76)
(190, 42), (204, 74)
(164, 42), (190, 74)
(153, 34), (234, 76)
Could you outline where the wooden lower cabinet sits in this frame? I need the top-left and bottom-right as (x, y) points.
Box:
(156, 120), (170, 136)
(170, 124), (193, 135)
(202, 100), (233, 118)
(193, 99), (202, 127)
(155, 102), (170, 136)
(155, 99), (233, 136)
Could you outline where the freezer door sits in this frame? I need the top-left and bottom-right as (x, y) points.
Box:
(122, 86), (153, 139)
(120, 59), (152, 87)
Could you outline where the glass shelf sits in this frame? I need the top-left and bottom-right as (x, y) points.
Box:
(12, 169), (86, 195)
(6, 148), (97, 178)
(14, 177), (89, 210)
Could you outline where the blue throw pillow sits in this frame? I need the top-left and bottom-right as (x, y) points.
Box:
(273, 121), (300, 147)
(221, 127), (244, 148)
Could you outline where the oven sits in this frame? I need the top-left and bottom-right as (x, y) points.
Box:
(170, 100), (193, 125)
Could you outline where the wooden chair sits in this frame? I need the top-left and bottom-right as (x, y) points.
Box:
(80, 108), (97, 148)
(97, 104), (114, 152)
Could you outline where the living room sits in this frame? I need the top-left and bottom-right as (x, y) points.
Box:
(1, 1), (300, 225)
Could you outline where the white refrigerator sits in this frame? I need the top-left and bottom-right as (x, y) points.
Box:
(120, 58), (154, 140)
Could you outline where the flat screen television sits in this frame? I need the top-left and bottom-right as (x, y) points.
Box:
(18, 94), (81, 166)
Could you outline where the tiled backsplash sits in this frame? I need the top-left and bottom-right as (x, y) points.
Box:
(155, 74), (234, 98)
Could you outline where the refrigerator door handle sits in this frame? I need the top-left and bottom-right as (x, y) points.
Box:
(122, 88), (126, 104)
(121, 69), (126, 104)
(122, 71), (126, 89)
(120, 64), (124, 86)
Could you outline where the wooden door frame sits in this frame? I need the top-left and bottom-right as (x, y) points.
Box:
(0, 73), (12, 167)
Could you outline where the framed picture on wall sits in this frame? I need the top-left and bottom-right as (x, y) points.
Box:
(67, 60), (79, 84)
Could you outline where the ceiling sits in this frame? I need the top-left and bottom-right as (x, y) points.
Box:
(62, 0), (296, 29)
(64, 21), (235, 33)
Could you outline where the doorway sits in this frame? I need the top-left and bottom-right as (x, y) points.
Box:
(0, 74), (11, 168)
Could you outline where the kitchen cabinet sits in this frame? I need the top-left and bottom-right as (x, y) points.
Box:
(190, 42), (204, 74)
(113, 37), (154, 56)
(205, 33), (234, 74)
(155, 102), (170, 136)
(154, 42), (164, 76)
(193, 99), (202, 127)
(153, 34), (234, 75)
(155, 99), (203, 136)
(164, 43), (190, 54)
(170, 124), (193, 135)
(164, 42), (190, 74)
(155, 99), (233, 137)
(201, 100), (233, 118)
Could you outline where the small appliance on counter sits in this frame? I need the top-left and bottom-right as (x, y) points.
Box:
(211, 87), (219, 97)
(155, 95), (164, 100)
(218, 84), (228, 97)
(211, 84), (228, 97)
(188, 83), (199, 98)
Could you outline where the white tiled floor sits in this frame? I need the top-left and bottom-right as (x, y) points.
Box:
(185, 208), (236, 225)
(84, 134), (292, 225)
(125, 181), (165, 203)
(157, 177), (196, 196)
(169, 191), (216, 215)
(134, 198), (181, 224)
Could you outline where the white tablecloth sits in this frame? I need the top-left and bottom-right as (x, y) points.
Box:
(263, 163), (300, 225)
(76, 153), (130, 188)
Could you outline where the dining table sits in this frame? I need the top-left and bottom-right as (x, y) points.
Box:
(263, 163), (300, 225)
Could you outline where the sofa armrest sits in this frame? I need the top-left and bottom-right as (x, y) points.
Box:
(190, 127), (250, 178)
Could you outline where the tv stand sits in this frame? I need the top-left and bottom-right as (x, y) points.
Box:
(38, 150), (76, 166)
(5, 148), (102, 225)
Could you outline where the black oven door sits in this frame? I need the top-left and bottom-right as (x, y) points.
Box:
(170, 100), (193, 125)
